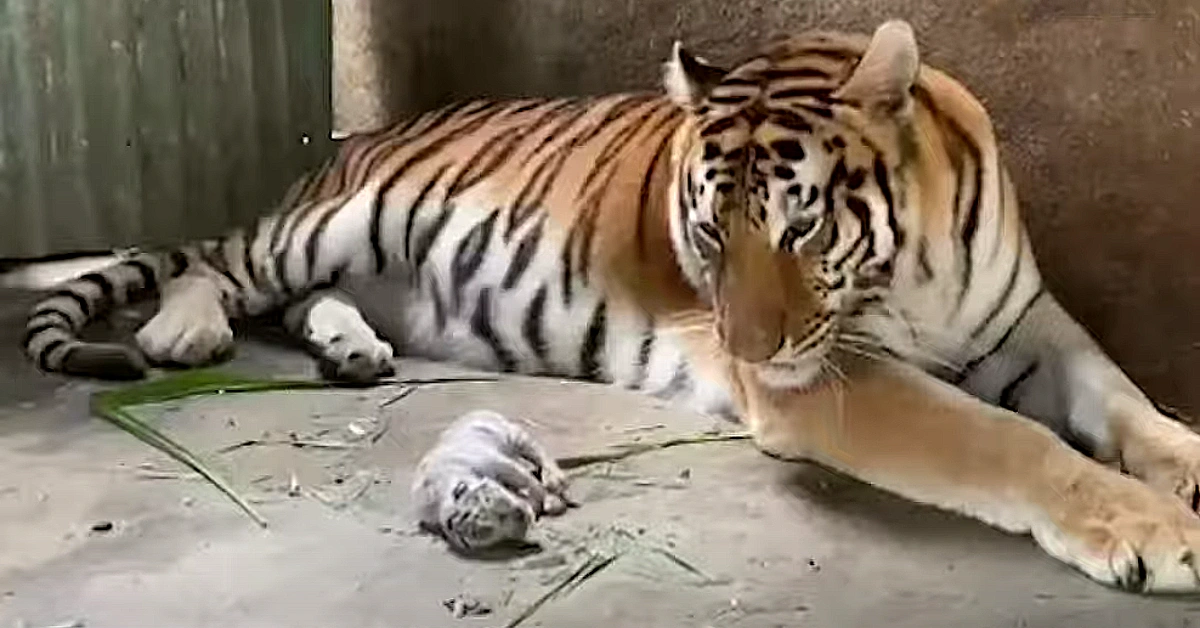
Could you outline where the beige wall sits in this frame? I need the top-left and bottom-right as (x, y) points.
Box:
(333, 0), (1200, 414)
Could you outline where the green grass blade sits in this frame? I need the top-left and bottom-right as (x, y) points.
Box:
(89, 368), (338, 528)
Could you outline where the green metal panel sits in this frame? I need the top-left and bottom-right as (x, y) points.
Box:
(0, 0), (332, 257)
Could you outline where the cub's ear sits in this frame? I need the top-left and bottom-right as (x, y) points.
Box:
(663, 41), (727, 110)
(834, 19), (920, 117)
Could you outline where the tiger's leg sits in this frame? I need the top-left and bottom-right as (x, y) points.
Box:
(961, 294), (1200, 512)
(282, 289), (396, 383)
(135, 272), (234, 366)
(740, 355), (1200, 593)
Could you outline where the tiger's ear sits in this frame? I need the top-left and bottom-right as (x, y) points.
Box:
(834, 20), (920, 117)
(663, 41), (727, 110)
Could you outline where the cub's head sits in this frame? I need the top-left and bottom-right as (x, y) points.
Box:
(665, 20), (920, 386)
(441, 476), (534, 553)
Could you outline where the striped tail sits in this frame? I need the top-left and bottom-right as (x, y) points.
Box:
(21, 250), (167, 380)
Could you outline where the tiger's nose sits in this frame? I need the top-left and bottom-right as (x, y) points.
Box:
(719, 314), (784, 363)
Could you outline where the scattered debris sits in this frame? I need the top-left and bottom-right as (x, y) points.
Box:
(650, 546), (715, 583)
(504, 550), (623, 628)
(306, 470), (377, 510)
(89, 521), (113, 533)
(442, 594), (492, 618)
(379, 376), (500, 408)
(20, 620), (86, 628)
(807, 558), (821, 572)
(620, 423), (666, 433)
(380, 386), (416, 408)
(679, 468), (692, 480)
(555, 432), (751, 470)
(515, 553), (570, 570)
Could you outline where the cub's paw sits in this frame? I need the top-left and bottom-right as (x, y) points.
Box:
(136, 304), (234, 366)
(1035, 471), (1200, 593)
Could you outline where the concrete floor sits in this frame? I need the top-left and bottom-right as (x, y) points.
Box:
(2, 289), (1200, 628)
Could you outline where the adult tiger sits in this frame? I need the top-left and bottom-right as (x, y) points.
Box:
(15, 20), (1200, 593)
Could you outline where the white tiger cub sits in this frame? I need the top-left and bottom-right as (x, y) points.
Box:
(412, 410), (573, 552)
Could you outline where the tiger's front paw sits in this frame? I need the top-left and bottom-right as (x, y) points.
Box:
(316, 335), (395, 384)
(300, 295), (396, 384)
(136, 278), (233, 366)
(1035, 468), (1200, 593)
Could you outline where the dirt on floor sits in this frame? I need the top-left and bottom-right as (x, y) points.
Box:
(2, 288), (1200, 628)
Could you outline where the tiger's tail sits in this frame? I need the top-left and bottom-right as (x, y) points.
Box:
(18, 248), (172, 380)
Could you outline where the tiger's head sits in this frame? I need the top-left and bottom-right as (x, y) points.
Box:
(664, 20), (920, 386)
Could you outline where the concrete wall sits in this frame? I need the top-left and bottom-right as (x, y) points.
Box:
(333, 0), (1200, 413)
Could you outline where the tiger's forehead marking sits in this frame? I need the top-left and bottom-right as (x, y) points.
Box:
(693, 41), (866, 148)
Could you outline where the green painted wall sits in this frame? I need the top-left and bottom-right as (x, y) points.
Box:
(0, 0), (332, 257)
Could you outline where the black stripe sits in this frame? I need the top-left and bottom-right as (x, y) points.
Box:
(51, 289), (91, 319)
(579, 300), (607, 380)
(125, 259), (158, 294)
(822, 218), (841, 256)
(501, 214), (545, 291)
(412, 205), (457, 272)
(845, 196), (874, 262)
(201, 240), (242, 290)
(451, 209), (500, 311)
(630, 325), (655, 389)
(767, 110), (814, 133)
(510, 99), (549, 114)
(956, 288), (1046, 382)
(370, 103), (508, 272)
(707, 94), (751, 104)
(241, 229), (259, 287)
(169, 250), (190, 278)
(580, 102), (667, 195)
(505, 154), (560, 242)
(998, 361), (1039, 411)
(573, 166), (620, 284)
(471, 287), (517, 372)
(507, 98), (644, 241)
(522, 285), (549, 363)
(22, 322), (62, 347)
(77, 272), (114, 310)
(403, 165), (451, 262)
(874, 157), (902, 250)
(445, 100), (578, 201)
(778, 225), (804, 252)
(429, 274), (448, 333)
(29, 308), (74, 330)
(37, 339), (68, 371)
(759, 67), (837, 81)
(635, 127), (676, 262)
(521, 99), (594, 168)
(917, 238), (933, 282)
(799, 104), (833, 119)
(699, 116), (739, 137)
(969, 236), (1025, 340)
(305, 205), (341, 284)
(767, 86), (830, 100)
(956, 140), (983, 308)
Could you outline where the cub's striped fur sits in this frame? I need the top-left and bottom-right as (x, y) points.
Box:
(17, 20), (1200, 593)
